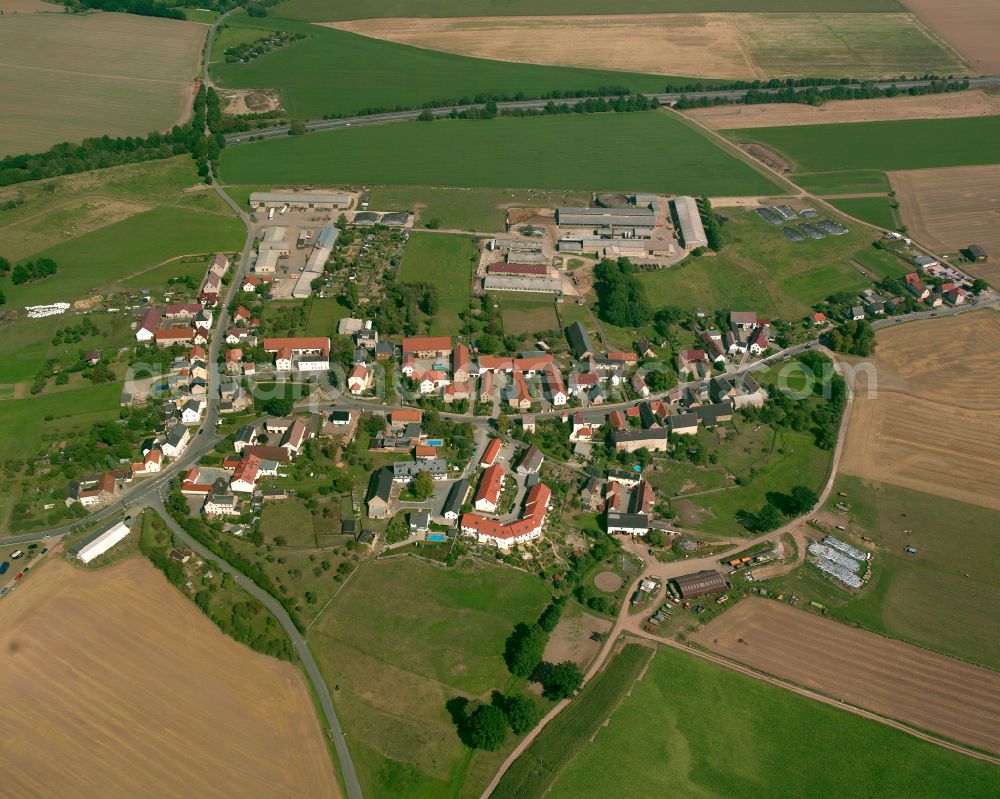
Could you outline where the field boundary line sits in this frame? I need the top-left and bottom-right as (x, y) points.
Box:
(305, 563), (359, 631)
(664, 635), (1000, 765)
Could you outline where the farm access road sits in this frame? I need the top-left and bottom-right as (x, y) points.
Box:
(223, 76), (1000, 145)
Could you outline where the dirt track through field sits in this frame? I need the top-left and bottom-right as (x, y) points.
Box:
(686, 91), (1000, 130)
(326, 12), (965, 81)
(903, 0), (1000, 72)
(839, 312), (1000, 510)
(0, 558), (340, 799)
(692, 598), (1000, 754)
(890, 165), (1000, 285)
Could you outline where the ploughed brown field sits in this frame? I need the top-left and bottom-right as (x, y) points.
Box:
(839, 311), (1000, 510)
(685, 91), (1000, 130)
(902, 0), (1000, 73)
(890, 165), (1000, 284)
(0, 558), (341, 799)
(692, 598), (1000, 754)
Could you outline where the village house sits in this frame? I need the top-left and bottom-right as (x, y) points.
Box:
(402, 335), (452, 358)
(135, 308), (161, 342)
(474, 464), (505, 513)
(264, 337), (331, 372)
(348, 363), (370, 395)
(161, 425), (191, 459)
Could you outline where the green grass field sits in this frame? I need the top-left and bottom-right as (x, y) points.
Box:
(0, 382), (120, 461)
(275, 0), (906, 22)
(304, 297), (352, 336)
(851, 246), (911, 279)
(397, 232), (479, 335)
(792, 169), (892, 195)
(726, 116), (1000, 173)
(491, 643), (654, 799)
(827, 197), (899, 229)
(545, 645), (1000, 799)
(366, 186), (589, 232)
(490, 294), (561, 337)
(0, 312), (134, 387)
(211, 15), (692, 120)
(637, 208), (877, 319)
(3, 206), (244, 308)
(770, 476), (1000, 671)
(307, 557), (551, 799)
(0, 157), (222, 262)
(221, 112), (782, 196)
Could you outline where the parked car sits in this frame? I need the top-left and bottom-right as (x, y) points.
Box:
(0, 562), (8, 575)
(10, 550), (24, 559)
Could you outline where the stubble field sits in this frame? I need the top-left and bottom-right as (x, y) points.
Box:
(692, 598), (1000, 754)
(902, 0), (1000, 73)
(0, 11), (204, 156)
(685, 91), (1000, 129)
(328, 12), (965, 81)
(890, 165), (1000, 283)
(0, 558), (340, 798)
(840, 312), (1000, 510)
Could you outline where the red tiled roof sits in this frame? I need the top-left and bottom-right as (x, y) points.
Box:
(481, 438), (502, 466)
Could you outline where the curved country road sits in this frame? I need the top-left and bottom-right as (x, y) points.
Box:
(146, 497), (365, 799)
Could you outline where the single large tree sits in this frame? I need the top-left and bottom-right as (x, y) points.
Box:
(464, 704), (507, 751)
(412, 470), (435, 500)
(504, 623), (547, 677)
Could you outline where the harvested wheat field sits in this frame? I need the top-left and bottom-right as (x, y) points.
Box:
(903, 0), (1000, 73)
(685, 91), (1000, 130)
(327, 13), (966, 81)
(0, 558), (340, 799)
(890, 165), (1000, 284)
(840, 311), (1000, 510)
(0, 11), (204, 155)
(692, 598), (1000, 754)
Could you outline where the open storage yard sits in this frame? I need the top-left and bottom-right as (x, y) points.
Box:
(840, 312), (1000, 511)
(544, 643), (1000, 799)
(691, 598), (1000, 754)
(686, 91), (1000, 129)
(220, 111), (782, 196)
(0, 11), (204, 156)
(890, 165), (1000, 283)
(902, 0), (1000, 73)
(328, 11), (966, 81)
(0, 558), (340, 799)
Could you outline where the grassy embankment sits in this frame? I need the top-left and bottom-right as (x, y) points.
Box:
(544, 645), (1000, 799)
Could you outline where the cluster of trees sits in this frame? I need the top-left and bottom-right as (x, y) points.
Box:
(223, 30), (306, 63)
(455, 596), (580, 751)
(521, 419), (573, 462)
(697, 196), (723, 251)
(139, 515), (296, 661)
(824, 319), (875, 356)
(191, 85), (226, 182)
(371, 280), (440, 335)
(674, 78), (971, 110)
(739, 484), (819, 533)
(0, 126), (202, 187)
(752, 351), (847, 451)
(60, 0), (185, 19)
(451, 691), (542, 751)
(430, 94), (661, 121)
(164, 489), (306, 630)
(10, 256), (57, 285)
(593, 257), (651, 328)
(503, 597), (583, 700)
(0, 84), (224, 187)
(51, 316), (100, 345)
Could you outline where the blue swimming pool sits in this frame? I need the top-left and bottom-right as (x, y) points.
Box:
(425, 439), (443, 447)
(428, 533), (446, 542)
